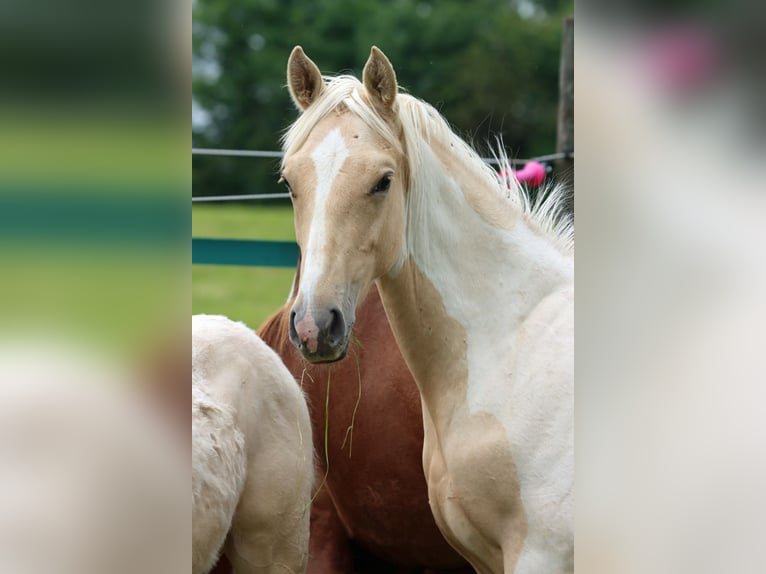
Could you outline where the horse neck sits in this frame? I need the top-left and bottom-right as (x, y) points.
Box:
(378, 144), (573, 424)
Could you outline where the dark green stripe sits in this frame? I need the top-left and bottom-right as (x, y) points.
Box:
(0, 189), (187, 244)
(192, 238), (298, 267)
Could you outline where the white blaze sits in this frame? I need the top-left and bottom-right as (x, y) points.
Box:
(300, 128), (349, 299)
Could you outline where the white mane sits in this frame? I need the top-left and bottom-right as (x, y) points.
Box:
(282, 74), (573, 254)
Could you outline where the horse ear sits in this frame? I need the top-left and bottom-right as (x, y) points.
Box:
(287, 46), (324, 111)
(363, 46), (397, 114)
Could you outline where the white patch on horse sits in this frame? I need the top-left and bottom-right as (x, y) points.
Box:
(300, 128), (349, 299)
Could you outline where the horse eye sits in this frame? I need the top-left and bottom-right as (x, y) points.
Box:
(280, 176), (296, 198)
(370, 174), (392, 195)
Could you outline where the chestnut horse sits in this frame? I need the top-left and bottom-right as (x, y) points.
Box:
(282, 47), (573, 573)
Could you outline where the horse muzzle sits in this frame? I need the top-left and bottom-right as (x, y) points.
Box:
(289, 303), (350, 363)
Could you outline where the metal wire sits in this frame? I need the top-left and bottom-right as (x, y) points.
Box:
(192, 193), (291, 203)
(192, 148), (284, 158)
(191, 149), (573, 202)
(192, 147), (572, 164)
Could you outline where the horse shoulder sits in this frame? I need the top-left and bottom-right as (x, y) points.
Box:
(504, 284), (573, 465)
(507, 284), (573, 407)
(504, 286), (574, 561)
(192, 314), (312, 487)
(193, 313), (306, 425)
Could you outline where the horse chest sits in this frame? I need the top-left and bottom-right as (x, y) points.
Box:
(421, 412), (526, 573)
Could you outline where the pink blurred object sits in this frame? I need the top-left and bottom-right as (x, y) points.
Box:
(643, 25), (719, 93)
(499, 160), (547, 187)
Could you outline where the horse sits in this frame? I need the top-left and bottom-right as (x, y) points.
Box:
(192, 314), (314, 574)
(281, 46), (574, 574)
(257, 273), (474, 574)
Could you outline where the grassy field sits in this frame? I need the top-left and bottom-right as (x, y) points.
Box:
(192, 203), (297, 330)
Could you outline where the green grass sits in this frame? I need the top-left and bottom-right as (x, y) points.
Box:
(192, 203), (297, 330)
(192, 203), (295, 240)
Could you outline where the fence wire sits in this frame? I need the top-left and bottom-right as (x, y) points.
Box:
(192, 149), (572, 202)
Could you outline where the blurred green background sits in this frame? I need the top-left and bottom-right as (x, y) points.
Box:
(0, 0), (187, 364)
(192, 0), (573, 329)
(0, 119), (187, 361)
(192, 204), (296, 329)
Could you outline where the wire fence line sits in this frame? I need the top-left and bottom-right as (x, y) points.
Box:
(192, 147), (571, 164)
(192, 148), (573, 203)
(193, 193), (291, 202)
(192, 148), (284, 158)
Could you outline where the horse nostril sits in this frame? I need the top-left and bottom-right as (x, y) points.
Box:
(327, 307), (346, 344)
(288, 309), (299, 343)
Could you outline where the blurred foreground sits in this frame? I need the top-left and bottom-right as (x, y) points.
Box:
(0, 340), (189, 573)
(577, 7), (766, 574)
(0, 1), (189, 571)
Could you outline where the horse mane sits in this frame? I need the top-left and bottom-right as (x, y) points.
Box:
(256, 251), (301, 350)
(281, 74), (573, 255)
(256, 306), (289, 348)
(492, 148), (574, 253)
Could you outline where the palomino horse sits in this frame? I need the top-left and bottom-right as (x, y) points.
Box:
(282, 47), (574, 574)
(192, 314), (313, 573)
(258, 275), (473, 574)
